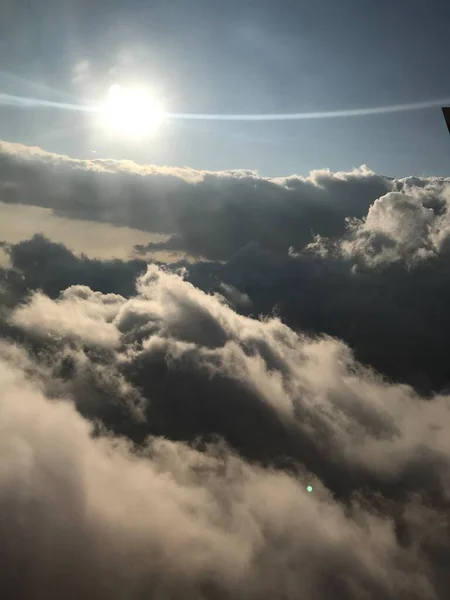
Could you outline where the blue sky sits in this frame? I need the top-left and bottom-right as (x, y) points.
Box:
(1, 0), (449, 177)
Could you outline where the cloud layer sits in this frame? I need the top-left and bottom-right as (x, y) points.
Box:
(1, 141), (393, 259)
(1, 258), (450, 598)
(1, 142), (450, 598)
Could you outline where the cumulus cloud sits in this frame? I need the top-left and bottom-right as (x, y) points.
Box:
(0, 148), (449, 396)
(0, 261), (449, 598)
(2, 142), (450, 598)
(2, 141), (449, 265)
(5, 234), (147, 298)
(0, 141), (393, 260)
(13, 285), (125, 347)
(176, 171), (450, 393)
(0, 348), (442, 600)
(315, 179), (450, 267)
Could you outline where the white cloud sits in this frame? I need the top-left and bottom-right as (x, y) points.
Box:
(11, 264), (450, 490)
(12, 285), (125, 347)
(0, 344), (440, 599)
(1, 142), (450, 597)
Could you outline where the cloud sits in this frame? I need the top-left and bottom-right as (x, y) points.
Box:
(13, 285), (125, 347)
(5, 234), (147, 298)
(0, 260), (449, 598)
(315, 180), (450, 267)
(0, 145), (448, 398)
(179, 174), (450, 394)
(72, 59), (91, 84)
(3, 141), (449, 265)
(0, 141), (394, 260)
(2, 143), (450, 597)
(4, 214), (450, 399)
(0, 351), (440, 600)
(217, 282), (253, 309)
(10, 264), (449, 492)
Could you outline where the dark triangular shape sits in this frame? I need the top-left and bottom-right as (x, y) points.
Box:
(442, 107), (450, 134)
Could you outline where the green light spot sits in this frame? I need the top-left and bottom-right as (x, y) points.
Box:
(306, 485), (313, 493)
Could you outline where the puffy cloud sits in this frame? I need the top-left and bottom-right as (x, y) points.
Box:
(0, 261), (449, 598)
(10, 264), (449, 491)
(3, 141), (449, 266)
(5, 224), (450, 397)
(216, 282), (253, 309)
(0, 159), (449, 398)
(12, 285), (125, 347)
(5, 234), (147, 298)
(322, 180), (450, 267)
(2, 143), (450, 597)
(0, 351), (440, 600)
(179, 173), (450, 393)
(0, 141), (393, 260)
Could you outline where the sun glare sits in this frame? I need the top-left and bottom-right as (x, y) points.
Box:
(100, 84), (166, 137)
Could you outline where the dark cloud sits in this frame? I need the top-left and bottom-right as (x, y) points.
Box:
(4, 234), (147, 299)
(2, 175), (450, 398)
(1, 156), (450, 397)
(0, 141), (393, 260)
(180, 178), (450, 394)
(187, 244), (445, 393)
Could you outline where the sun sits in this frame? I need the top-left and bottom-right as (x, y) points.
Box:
(100, 84), (166, 137)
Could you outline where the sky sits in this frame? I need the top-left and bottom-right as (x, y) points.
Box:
(1, 0), (450, 177)
(3, 2), (450, 599)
